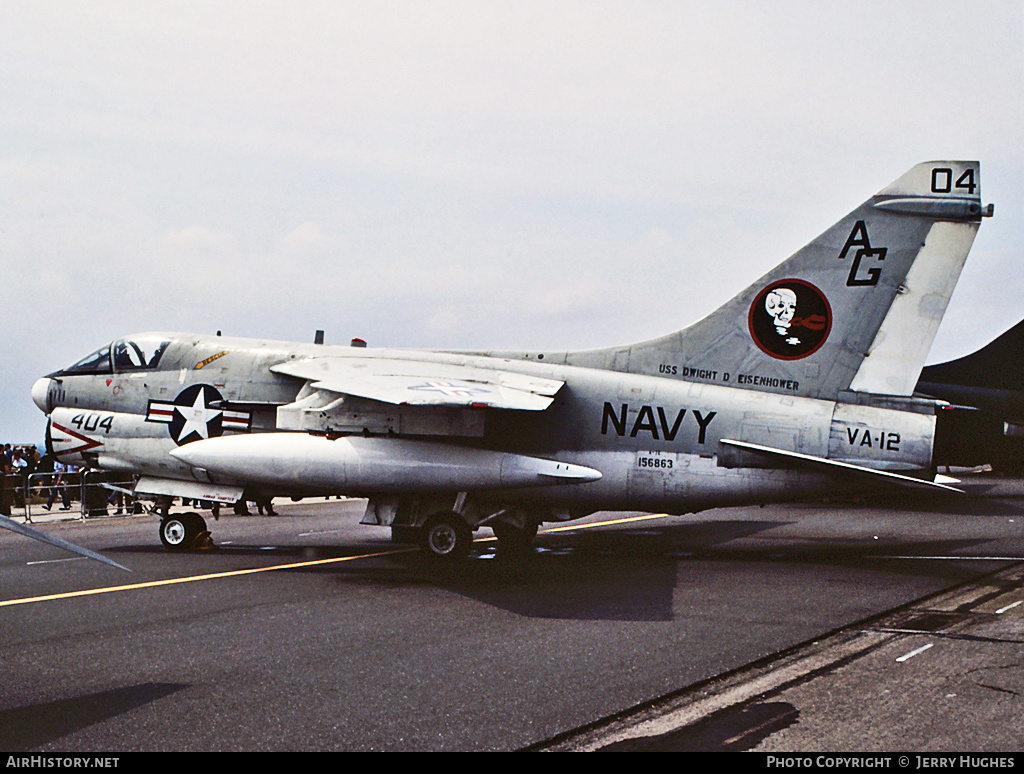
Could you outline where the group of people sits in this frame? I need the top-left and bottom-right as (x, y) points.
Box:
(0, 444), (111, 517)
(2, 444), (278, 519)
(1, 443), (56, 515)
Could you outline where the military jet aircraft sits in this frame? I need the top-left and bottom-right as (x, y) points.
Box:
(27, 161), (993, 562)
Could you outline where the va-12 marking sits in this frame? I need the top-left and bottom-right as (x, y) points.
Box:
(846, 428), (901, 451)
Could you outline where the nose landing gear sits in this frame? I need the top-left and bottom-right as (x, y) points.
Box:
(159, 512), (213, 550)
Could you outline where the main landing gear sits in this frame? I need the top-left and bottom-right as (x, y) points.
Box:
(392, 512), (539, 562)
(490, 520), (538, 554)
(420, 512), (473, 562)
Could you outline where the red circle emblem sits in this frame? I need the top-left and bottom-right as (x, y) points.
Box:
(748, 279), (832, 360)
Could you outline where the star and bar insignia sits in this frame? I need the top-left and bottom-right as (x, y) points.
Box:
(146, 384), (251, 446)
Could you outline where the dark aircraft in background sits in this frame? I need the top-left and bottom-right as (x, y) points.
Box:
(918, 320), (1024, 472)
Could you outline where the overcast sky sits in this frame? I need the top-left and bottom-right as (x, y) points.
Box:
(2, 1), (1022, 443)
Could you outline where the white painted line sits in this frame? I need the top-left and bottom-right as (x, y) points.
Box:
(877, 555), (1023, 561)
(995, 600), (1022, 615)
(298, 529), (350, 537)
(896, 643), (933, 662)
(26, 557), (87, 566)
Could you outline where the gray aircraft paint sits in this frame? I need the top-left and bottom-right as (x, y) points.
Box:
(28, 161), (991, 555)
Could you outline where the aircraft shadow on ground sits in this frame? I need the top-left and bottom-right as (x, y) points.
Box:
(833, 489), (1024, 517)
(0, 682), (187, 751)
(317, 519), (1009, 621)
(108, 516), (1017, 624)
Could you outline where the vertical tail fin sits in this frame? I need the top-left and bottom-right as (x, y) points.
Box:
(588, 161), (990, 400)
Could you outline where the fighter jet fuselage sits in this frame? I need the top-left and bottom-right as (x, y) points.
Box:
(33, 331), (945, 520)
(26, 160), (994, 560)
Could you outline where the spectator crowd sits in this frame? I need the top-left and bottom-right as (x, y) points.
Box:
(1, 445), (278, 519)
(0, 443), (86, 516)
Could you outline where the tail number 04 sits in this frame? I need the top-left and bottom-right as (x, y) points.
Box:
(931, 167), (976, 195)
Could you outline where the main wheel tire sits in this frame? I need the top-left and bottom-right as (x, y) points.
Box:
(492, 519), (540, 553)
(159, 512), (207, 550)
(491, 521), (531, 552)
(160, 516), (189, 550)
(420, 513), (472, 561)
(524, 520), (539, 542)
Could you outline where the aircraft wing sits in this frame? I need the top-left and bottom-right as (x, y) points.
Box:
(0, 513), (130, 572)
(270, 357), (564, 411)
(719, 439), (964, 494)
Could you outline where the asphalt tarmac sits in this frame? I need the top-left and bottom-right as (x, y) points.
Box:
(1, 478), (1022, 752)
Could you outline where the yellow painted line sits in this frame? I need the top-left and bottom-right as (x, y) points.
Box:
(475, 513), (671, 540)
(540, 513), (671, 533)
(0, 546), (416, 609)
(1, 513), (673, 608)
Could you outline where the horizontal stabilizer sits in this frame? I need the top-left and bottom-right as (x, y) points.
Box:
(0, 513), (130, 571)
(272, 357), (563, 410)
(720, 438), (963, 494)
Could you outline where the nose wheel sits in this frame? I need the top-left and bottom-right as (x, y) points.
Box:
(159, 512), (212, 550)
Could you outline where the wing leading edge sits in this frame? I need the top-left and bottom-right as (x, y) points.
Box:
(271, 357), (564, 411)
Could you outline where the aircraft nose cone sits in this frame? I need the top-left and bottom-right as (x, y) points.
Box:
(31, 377), (52, 414)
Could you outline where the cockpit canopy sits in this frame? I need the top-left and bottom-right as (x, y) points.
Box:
(60, 336), (172, 375)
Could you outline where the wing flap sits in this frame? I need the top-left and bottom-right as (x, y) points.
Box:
(271, 357), (564, 411)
